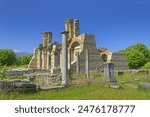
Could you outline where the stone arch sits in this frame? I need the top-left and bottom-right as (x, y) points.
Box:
(69, 38), (82, 62)
(101, 54), (108, 62)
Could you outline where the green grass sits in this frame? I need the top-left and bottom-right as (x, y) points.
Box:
(1, 72), (150, 100)
(142, 62), (150, 69)
(5, 64), (28, 69)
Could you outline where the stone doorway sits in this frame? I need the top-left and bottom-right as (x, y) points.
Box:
(70, 42), (80, 62)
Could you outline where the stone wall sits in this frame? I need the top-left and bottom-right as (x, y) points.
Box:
(98, 48), (129, 70)
(6, 69), (47, 76)
(28, 48), (38, 68)
(0, 79), (37, 92)
(71, 34), (103, 72)
(110, 53), (129, 70)
(33, 74), (62, 86)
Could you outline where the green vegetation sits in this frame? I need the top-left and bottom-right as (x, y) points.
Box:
(142, 62), (150, 69)
(127, 50), (146, 69)
(0, 66), (7, 80)
(0, 49), (32, 68)
(0, 49), (16, 66)
(1, 72), (150, 100)
(16, 54), (32, 66)
(119, 43), (150, 69)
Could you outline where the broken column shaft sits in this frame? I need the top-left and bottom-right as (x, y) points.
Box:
(37, 49), (42, 69)
(104, 63), (116, 82)
(76, 52), (80, 75)
(61, 31), (68, 87)
(47, 50), (51, 69)
(68, 48), (71, 70)
(85, 49), (90, 78)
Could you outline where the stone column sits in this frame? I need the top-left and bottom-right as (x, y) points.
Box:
(47, 50), (51, 69)
(76, 52), (80, 75)
(61, 31), (68, 87)
(104, 63), (116, 82)
(85, 49), (90, 78)
(37, 49), (42, 69)
(68, 48), (71, 70)
(60, 51), (62, 73)
(42, 50), (45, 69)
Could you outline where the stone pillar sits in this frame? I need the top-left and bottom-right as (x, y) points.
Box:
(60, 51), (62, 73)
(61, 31), (68, 87)
(42, 50), (45, 69)
(42, 32), (52, 48)
(74, 19), (80, 37)
(85, 49), (90, 78)
(37, 49), (42, 69)
(47, 50), (51, 69)
(76, 52), (80, 75)
(104, 63), (116, 82)
(68, 48), (71, 70)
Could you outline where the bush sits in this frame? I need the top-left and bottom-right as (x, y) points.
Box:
(119, 43), (150, 68)
(16, 54), (32, 66)
(127, 50), (147, 69)
(0, 66), (7, 80)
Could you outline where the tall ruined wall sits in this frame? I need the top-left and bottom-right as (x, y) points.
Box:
(28, 48), (38, 68)
(65, 19), (80, 40)
(42, 32), (52, 48)
(28, 32), (52, 69)
(110, 53), (129, 70)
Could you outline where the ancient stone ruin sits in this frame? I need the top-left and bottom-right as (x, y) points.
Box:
(0, 19), (130, 92)
(98, 48), (128, 70)
(28, 19), (128, 74)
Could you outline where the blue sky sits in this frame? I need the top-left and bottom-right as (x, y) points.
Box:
(0, 0), (150, 53)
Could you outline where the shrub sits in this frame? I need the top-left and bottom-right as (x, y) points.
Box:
(0, 66), (7, 80)
(16, 54), (32, 66)
(119, 43), (150, 68)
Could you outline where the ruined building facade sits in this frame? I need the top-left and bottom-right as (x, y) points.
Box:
(28, 19), (128, 73)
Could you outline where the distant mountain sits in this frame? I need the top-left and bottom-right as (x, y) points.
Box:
(15, 52), (31, 57)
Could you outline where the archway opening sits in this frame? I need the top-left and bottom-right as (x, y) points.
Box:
(70, 42), (80, 62)
(101, 54), (107, 62)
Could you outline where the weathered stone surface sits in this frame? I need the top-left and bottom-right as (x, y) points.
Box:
(85, 49), (90, 78)
(14, 82), (36, 88)
(104, 63), (116, 82)
(76, 52), (80, 75)
(98, 48), (128, 70)
(110, 85), (121, 89)
(51, 68), (61, 74)
(0, 80), (37, 92)
(61, 31), (68, 87)
(40, 86), (64, 91)
(117, 71), (124, 76)
(138, 82), (150, 90)
(136, 70), (149, 74)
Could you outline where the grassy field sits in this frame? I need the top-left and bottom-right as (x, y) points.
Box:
(0, 72), (150, 100)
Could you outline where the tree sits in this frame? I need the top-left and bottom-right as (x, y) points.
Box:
(0, 49), (16, 66)
(119, 43), (150, 68)
(127, 50), (147, 69)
